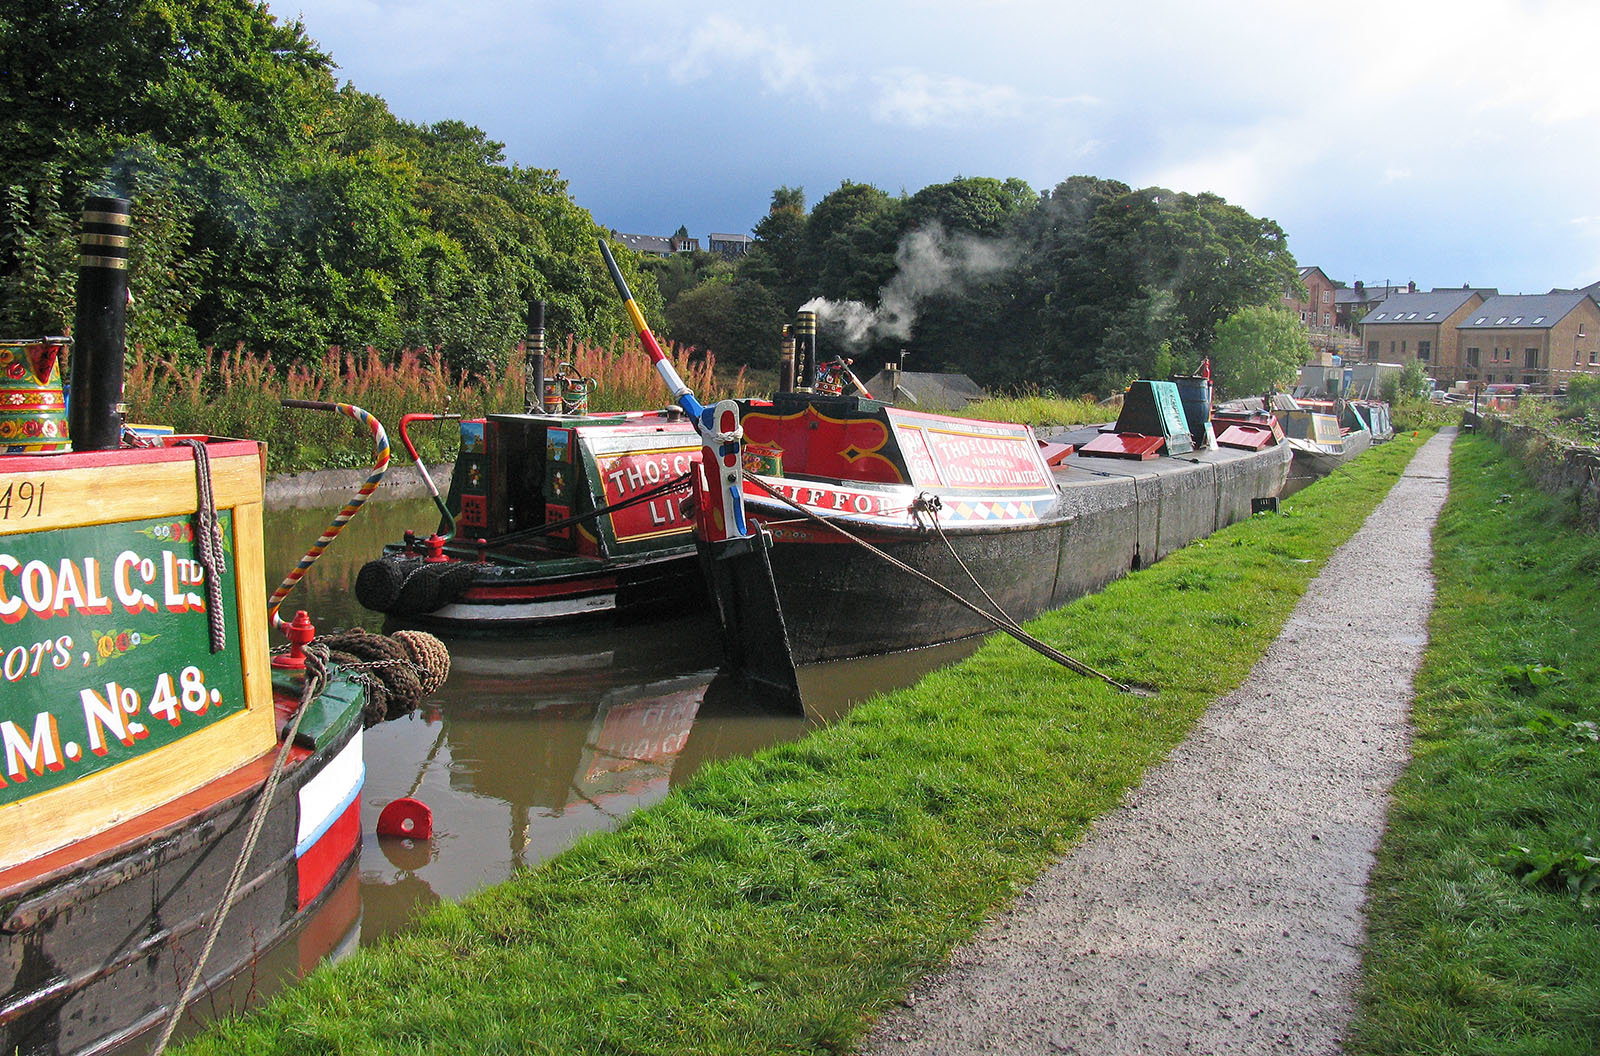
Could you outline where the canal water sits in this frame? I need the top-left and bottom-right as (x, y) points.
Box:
(141, 490), (978, 1043)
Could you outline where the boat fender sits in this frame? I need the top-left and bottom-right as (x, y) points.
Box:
(355, 556), (411, 613)
(376, 797), (433, 840)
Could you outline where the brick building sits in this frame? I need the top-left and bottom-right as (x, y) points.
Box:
(1456, 292), (1600, 388)
(1358, 288), (1492, 385)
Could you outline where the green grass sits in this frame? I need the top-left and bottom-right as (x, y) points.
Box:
(1348, 434), (1600, 1056)
(963, 392), (1110, 427)
(178, 435), (1430, 1056)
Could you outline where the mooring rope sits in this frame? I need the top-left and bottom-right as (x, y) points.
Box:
(174, 439), (228, 653)
(148, 647), (330, 1056)
(743, 475), (1135, 693)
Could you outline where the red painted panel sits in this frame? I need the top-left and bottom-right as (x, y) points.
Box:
(296, 798), (359, 910)
(741, 406), (902, 483)
(1077, 433), (1166, 460)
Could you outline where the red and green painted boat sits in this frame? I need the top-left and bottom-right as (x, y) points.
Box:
(354, 409), (707, 628)
(0, 198), (369, 1056)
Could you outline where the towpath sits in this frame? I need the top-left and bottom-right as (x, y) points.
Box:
(860, 428), (1456, 1055)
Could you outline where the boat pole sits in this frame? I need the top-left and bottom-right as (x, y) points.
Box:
(399, 412), (460, 536)
(597, 237), (802, 710)
(267, 400), (391, 629)
(597, 238), (747, 542)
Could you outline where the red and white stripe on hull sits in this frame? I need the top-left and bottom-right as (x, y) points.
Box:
(295, 727), (364, 910)
(429, 591), (618, 623)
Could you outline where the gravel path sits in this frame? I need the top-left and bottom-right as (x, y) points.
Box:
(861, 428), (1456, 1056)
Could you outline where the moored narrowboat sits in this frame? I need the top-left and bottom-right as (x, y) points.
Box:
(0, 198), (371, 1056)
(354, 409), (706, 628)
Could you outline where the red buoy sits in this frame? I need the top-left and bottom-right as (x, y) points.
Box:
(376, 797), (433, 839)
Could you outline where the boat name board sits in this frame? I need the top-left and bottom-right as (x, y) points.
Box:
(890, 416), (1054, 492)
(0, 513), (246, 803)
(593, 445), (698, 543)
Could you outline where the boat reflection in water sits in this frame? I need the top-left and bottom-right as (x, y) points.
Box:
(356, 614), (971, 943)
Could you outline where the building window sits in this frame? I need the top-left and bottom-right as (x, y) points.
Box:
(1591, 347), (1598, 364)
(1322, 290), (1331, 303)
(1390, 340), (1397, 357)
(1322, 313), (1330, 326)
(1581, 323), (1588, 337)
(1368, 341), (1380, 358)
(1300, 310), (1307, 322)
(1466, 347), (1480, 367)
(1417, 340), (1432, 362)
(1525, 348), (1538, 368)
(1401, 340), (1408, 355)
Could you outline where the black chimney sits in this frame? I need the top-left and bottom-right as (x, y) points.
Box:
(525, 299), (546, 413)
(69, 196), (132, 451)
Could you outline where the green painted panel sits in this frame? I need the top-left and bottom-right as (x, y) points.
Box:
(0, 512), (246, 804)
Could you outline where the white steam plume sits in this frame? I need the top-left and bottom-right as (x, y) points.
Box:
(801, 222), (1018, 352)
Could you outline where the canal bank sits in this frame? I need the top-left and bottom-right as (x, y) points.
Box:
(863, 428), (1455, 1055)
(176, 433), (1434, 1056)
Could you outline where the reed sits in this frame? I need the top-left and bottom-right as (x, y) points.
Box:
(124, 339), (749, 474)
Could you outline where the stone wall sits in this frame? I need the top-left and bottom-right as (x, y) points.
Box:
(1467, 413), (1600, 529)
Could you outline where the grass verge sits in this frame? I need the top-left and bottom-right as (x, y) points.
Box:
(180, 434), (1430, 1056)
(1348, 434), (1600, 1055)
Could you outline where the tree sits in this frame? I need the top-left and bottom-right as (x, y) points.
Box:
(1208, 306), (1310, 399)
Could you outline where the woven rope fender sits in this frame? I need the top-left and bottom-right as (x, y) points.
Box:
(314, 627), (451, 722)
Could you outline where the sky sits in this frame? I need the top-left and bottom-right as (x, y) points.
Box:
(268, 0), (1600, 296)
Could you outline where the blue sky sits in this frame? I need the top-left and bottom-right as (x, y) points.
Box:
(270, 0), (1600, 295)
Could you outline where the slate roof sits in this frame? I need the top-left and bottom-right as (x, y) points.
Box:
(1458, 292), (1591, 330)
(1359, 289), (1486, 326)
(859, 370), (987, 409)
(1335, 283), (1406, 306)
(614, 232), (676, 256)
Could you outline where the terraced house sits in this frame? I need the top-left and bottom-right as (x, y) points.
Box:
(1456, 292), (1600, 387)
(1358, 288), (1493, 386)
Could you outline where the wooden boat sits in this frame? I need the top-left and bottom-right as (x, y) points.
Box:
(594, 241), (1291, 706)
(354, 410), (706, 628)
(1279, 398), (1374, 478)
(0, 199), (369, 1056)
(712, 382), (1291, 667)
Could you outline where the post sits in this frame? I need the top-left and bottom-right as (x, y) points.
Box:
(70, 196), (132, 451)
(793, 310), (817, 392)
(525, 300), (546, 414)
(778, 325), (794, 394)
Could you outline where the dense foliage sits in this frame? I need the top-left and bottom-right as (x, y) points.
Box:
(4, 2), (1301, 397)
(673, 177), (1302, 395)
(0, 0), (661, 370)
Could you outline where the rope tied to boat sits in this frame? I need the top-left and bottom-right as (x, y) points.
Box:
(148, 645), (329, 1056)
(174, 438), (228, 653)
(749, 476), (1136, 694)
(270, 627), (450, 724)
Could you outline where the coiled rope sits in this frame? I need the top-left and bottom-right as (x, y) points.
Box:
(744, 475), (1135, 693)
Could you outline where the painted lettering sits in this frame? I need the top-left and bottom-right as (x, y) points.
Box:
(2, 711), (63, 782)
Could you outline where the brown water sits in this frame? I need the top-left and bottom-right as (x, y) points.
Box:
(263, 494), (978, 942)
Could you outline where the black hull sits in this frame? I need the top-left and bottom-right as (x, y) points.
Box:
(756, 441), (1291, 665)
(0, 720), (360, 1056)
(358, 548), (704, 630)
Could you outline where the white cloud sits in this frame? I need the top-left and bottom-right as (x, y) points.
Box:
(869, 69), (1095, 129)
(666, 15), (829, 102)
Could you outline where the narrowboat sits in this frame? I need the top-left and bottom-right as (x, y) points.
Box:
(596, 239), (1291, 707)
(0, 199), (369, 1056)
(353, 409), (706, 628)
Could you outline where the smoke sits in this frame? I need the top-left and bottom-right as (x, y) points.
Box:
(801, 222), (1018, 351)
